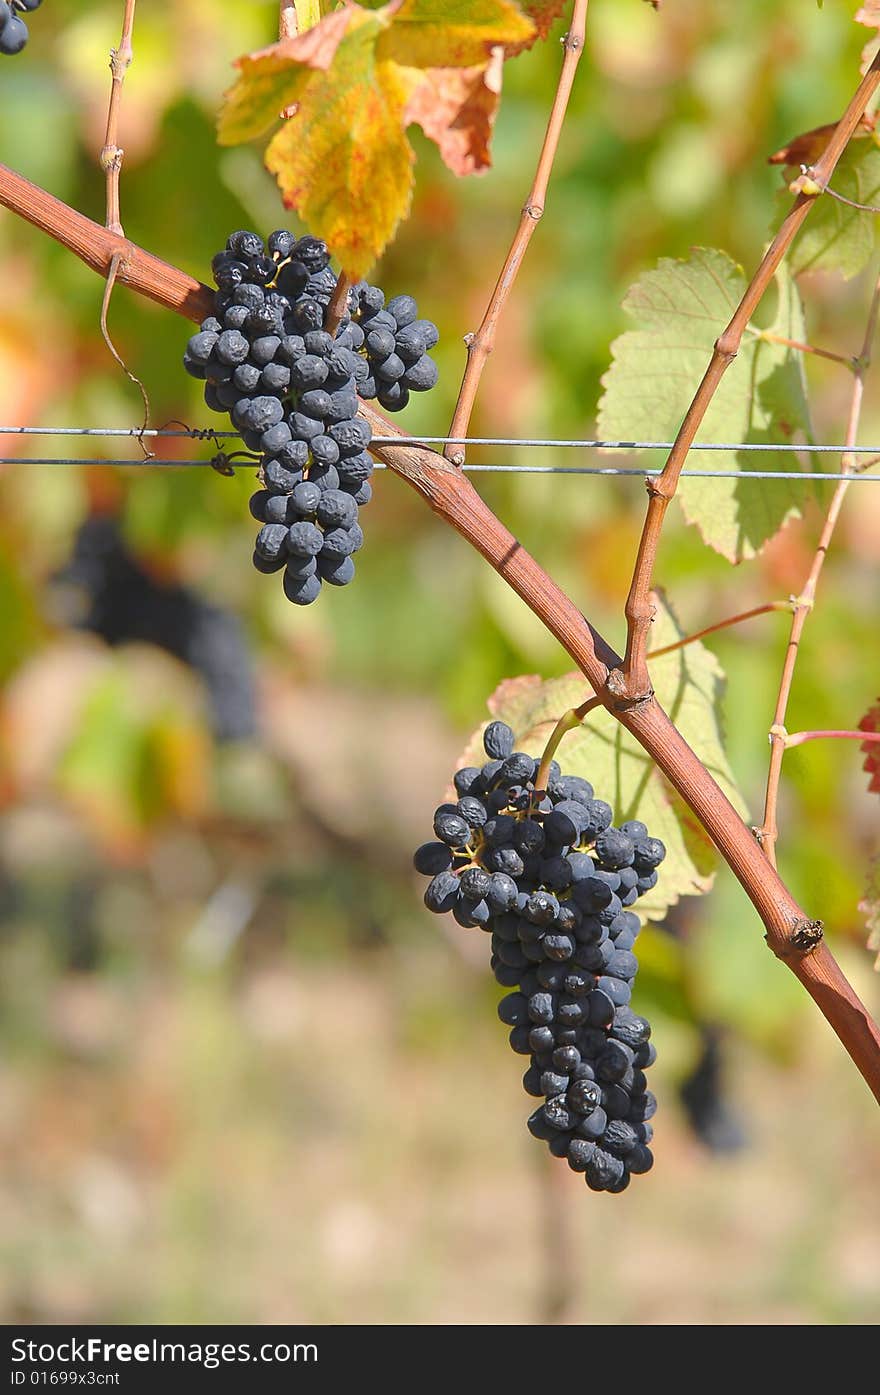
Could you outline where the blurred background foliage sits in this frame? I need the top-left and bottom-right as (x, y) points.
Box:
(0, 0), (878, 1324)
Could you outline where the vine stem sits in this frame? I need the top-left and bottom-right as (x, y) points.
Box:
(756, 330), (854, 367)
(0, 165), (878, 1098)
(444, 0), (589, 465)
(101, 0), (136, 237)
(785, 730), (880, 748)
(758, 270), (880, 866)
(279, 1), (298, 41)
(616, 49), (880, 703)
(647, 600), (791, 659)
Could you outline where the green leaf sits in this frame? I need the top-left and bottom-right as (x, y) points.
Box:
(598, 247), (813, 562)
(377, 0), (535, 68)
(459, 594), (748, 923)
(265, 12), (416, 279)
(786, 139), (880, 280)
(58, 664), (210, 854)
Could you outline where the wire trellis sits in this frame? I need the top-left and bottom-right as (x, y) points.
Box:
(1, 425), (880, 481)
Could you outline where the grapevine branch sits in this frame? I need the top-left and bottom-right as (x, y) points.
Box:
(616, 50), (880, 703)
(98, 0), (150, 446)
(758, 271), (880, 866)
(0, 169), (878, 1098)
(101, 0), (136, 237)
(444, 0), (589, 465)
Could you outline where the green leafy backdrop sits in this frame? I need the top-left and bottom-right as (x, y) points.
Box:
(0, 0), (878, 1325)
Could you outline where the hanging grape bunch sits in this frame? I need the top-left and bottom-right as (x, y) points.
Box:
(0, 0), (43, 55)
(183, 230), (439, 607)
(414, 720), (665, 1193)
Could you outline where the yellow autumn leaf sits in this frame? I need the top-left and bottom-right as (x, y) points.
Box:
(378, 0), (535, 68)
(218, 8), (356, 145)
(266, 15), (417, 278)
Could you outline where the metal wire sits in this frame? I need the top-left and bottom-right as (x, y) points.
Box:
(4, 458), (880, 480)
(1, 425), (879, 479)
(2, 424), (880, 453)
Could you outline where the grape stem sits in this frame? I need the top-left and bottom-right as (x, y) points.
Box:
(444, 0), (590, 465)
(325, 271), (354, 338)
(616, 48), (880, 705)
(534, 696), (602, 793)
(783, 729), (880, 749)
(757, 270), (880, 867)
(0, 160), (879, 1090)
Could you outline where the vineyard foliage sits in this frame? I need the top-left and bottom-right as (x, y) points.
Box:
(0, 0), (878, 1054)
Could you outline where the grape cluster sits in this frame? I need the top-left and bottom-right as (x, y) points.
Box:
(414, 720), (666, 1193)
(679, 1026), (747, 1155)
(52, 516), (256, 744)
(0, 0), (41, 55)
(183, 229), (439, 606)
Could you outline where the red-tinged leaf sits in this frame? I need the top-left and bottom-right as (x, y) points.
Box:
(265, 13), (416, 279)
(859, 855), (880, 969)
(378, 0), (535, 68)
(218, 8), (356, 144)
(859, 698), (880, 794)
(505, 1), (568, 53)
(404, 49), (504, 176)
(855, 2), (880, 70)
(768, 114), (876, 167)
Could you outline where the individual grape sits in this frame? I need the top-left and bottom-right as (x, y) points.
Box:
(317, 556), (356, 587)
(268, 229), (297, 259)
(248, 335), (280, 366)
(282, 571), (322, 606)
(215, 330), (250, 365)
(316, 491), (358, 530)
(287, 521), (324, 557)
(594, 828), (636, 870)
(394, 326), (427, 364)
(366, 327), (396, 359)
(386, 294), (418, 326)
(402, 356), (439, 392)
(254, 523), (289, 562)
(0, 6), (32, 53)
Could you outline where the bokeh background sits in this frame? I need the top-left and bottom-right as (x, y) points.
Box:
(0, 0), (878, 1325)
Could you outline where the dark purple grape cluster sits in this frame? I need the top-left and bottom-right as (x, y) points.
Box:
(0, 0), (42, 55)
(414, 719), (666, 1193)
(183, 228), (439, 606)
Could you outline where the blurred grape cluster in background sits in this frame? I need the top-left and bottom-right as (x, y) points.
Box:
(0, 0), (878, 1324)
